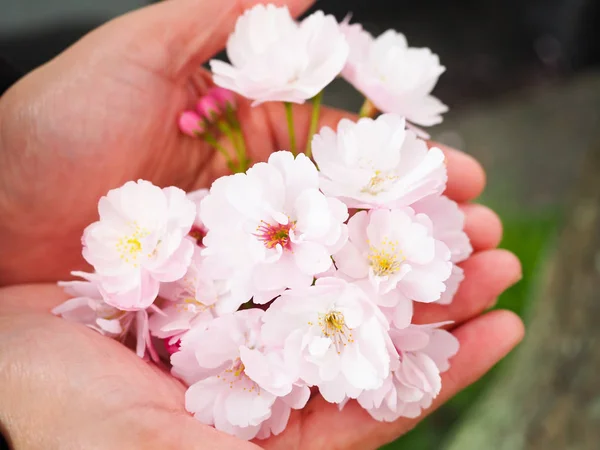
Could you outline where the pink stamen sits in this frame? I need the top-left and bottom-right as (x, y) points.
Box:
(189, 226), (206, 246)
(254, 220), (295, 251)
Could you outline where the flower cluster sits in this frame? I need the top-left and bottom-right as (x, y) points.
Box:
(179, 87), (237, 137)
(54, 3), (470, 442)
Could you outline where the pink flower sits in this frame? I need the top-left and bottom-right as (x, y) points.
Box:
(261, 277), (393, 403)
(54, 271), (158, 360)
(179, 111), (205, 137)
(341, 21), (447, 127)
(210, 5), (349, 105)
(334, 209), (452, 303)
(412, 194), (471, 305)
(149, 247), (250, 342)
(54, 271), (129, 337)
(357, 323), (459, 421)
(199, 151), (348, 302)
(312, 114), (447, 209)
(412, 194), (472, 263)
(437, 265), (464, 305)
(186, 188), (209, 246)
(196, 96), (221, 122)
(208, 87), (237, 110)
(174, 309), (310, 440)
(82, 180), (196, 310)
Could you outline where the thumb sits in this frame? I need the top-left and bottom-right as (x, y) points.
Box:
(106, 0), (316, 80)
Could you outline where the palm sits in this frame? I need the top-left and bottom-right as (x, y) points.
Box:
(0, 1), (524, 449)
(1, 283), (521, 450)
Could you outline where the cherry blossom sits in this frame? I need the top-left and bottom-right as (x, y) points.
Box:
(210, 4), (349, 105)
(149, 247), (250, 344)
(412, 194), (472, 305)
(208, 87), (237, 110)
(200, 151), (348, 302)
(334, 208), (452, 303)
(435, 265), (463, 305)
(179, 111), (205, 136)
(341, 21), (447, 127)
(412, 194), (472, 263)
(54, 271), (157, 360)
(357, 323), (459, 421)
(196, 95), (221, 122)
(53, 7), (474, 435)
(186, 188), (209, 246)
(82, 180), (196, 310)
(312, 114), (447, 209)
(261, 277), (393, 403)
(175, 309), (310, 440)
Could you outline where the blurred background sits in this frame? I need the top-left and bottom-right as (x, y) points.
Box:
(1, 0), (599, 449)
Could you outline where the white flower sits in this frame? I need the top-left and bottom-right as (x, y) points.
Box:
(412, 194), (472, 263)
(341, 21), (447, 127)
(437, 264), (465, 305)
(82, 180), (196, 310)
(175, 309), (310, 440)
(200, 151), (348, 302)
(150, 247), (250, 343)
(54, 271), (157, 360)
(261, 277), (393, 403)
(412, 194), (472, 305)
(210, 5), (349, 105)
(186, 188), (209, 246)
(312, 114), (447, 209)
(54, 271), (130, 337)
(357, 323), (459, 421)
(334, 208), (452, 303)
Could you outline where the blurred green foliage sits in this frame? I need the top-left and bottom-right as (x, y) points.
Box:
(383, 209), (560, 450)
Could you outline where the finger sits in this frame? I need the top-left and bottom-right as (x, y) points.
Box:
(435, 143), (486, 202)
(0, 284), (69, 315)
(113, 0), (316, 79)
(265, 103), (486, 203)
(266, 310), (523, 450)
(461, 203), (503, 251)
(413, 249), (522, 326)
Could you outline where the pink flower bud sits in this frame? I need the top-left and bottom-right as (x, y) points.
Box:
(196, 96), (221, 122)
(208, 87), (237, 110)
(178, 111), (205, 137)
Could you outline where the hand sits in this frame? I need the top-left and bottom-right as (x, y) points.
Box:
(0, 282), (522, 450)
(0, 0), (524, 448)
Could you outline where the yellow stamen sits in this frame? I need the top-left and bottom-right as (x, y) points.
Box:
(318, 310), (354, 353)
(361, 170), (399, 195)
(368, 238), (405, 276)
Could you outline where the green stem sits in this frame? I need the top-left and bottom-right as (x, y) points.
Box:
(305, 91), (323, 158)
(224, 108), (250, 172)
(359, 98), (377, 118)
(284, 102), (297, 155)
(204, 132), (236, 173)
(232, 124), (248, 172)
(217, 121), (244, 172)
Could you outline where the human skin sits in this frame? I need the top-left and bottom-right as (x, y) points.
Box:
(0, 0), (524, 449)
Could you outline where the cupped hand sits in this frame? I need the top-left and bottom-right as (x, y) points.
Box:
(0, 0), (524, 448)
(0, 280), (522, 450)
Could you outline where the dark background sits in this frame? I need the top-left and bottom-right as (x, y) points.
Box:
(1, 1), (599, 449)
(2, 0), (599, 106)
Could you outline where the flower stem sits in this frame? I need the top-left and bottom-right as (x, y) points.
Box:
(284, 102), (297, 155)
(204, 132), (236, 173)
(224, 107), (250, 172)
(359, 98), (378, 118)
(233, 125), (249, 172)
(217, 120), (246, 172)
(304, 91), (323, 158)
